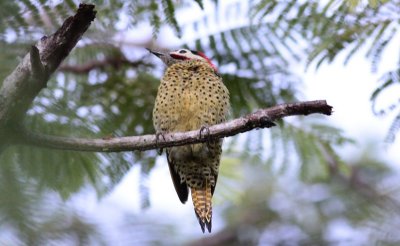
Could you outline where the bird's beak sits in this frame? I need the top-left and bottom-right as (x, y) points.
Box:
(146, 48), (164, 58)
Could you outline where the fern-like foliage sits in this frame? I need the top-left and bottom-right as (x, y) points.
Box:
(371, 69), (400, 143)
(248, 0), (400, 143)
(1, 0), (399, 242)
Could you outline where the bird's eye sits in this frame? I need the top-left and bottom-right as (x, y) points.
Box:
(179, 50), (187, 54)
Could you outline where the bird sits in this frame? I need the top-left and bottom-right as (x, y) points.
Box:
(149, 48), (230, 233)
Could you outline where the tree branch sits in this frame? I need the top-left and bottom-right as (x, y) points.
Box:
(17, 100), (332, 152)
(0, 4), (96, 131)
(59, 56), (148, 74)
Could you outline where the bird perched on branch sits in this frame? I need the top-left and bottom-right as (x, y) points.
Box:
(149, 48), (230, 233)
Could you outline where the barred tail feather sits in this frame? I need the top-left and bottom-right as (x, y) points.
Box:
(191, 180), (213, 233)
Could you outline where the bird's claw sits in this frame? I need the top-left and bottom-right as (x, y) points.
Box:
(155, 132), (166, 155)
(259, 115), (276, 128)
(199, 125), (211, 148)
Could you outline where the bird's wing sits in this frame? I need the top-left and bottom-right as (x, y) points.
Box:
(166, 150), (189, 204)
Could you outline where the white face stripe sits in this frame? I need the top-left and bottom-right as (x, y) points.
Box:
(169, 49), (207, 61)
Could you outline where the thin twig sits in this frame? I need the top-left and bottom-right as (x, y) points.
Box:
(59, 57), (148, 74)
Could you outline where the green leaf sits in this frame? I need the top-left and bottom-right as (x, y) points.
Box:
(161, 0), (181, 37)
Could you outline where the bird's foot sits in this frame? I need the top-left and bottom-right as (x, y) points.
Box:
(259, 115), (276, 128)
(199, 125), (211, 148)
(155, 132), (166, 155)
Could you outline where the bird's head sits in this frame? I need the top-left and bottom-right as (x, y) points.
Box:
(147, 48), (217, 72)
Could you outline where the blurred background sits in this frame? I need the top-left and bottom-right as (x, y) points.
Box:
(0, 0), (400, 245)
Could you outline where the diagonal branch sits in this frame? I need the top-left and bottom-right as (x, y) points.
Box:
(17, 100), (332, 152)
(0, 4), (96, 131)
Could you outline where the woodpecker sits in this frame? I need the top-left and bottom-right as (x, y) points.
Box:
(149, 48), (230, 233)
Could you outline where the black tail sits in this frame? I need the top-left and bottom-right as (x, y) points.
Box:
(195, 212), (212, 233)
